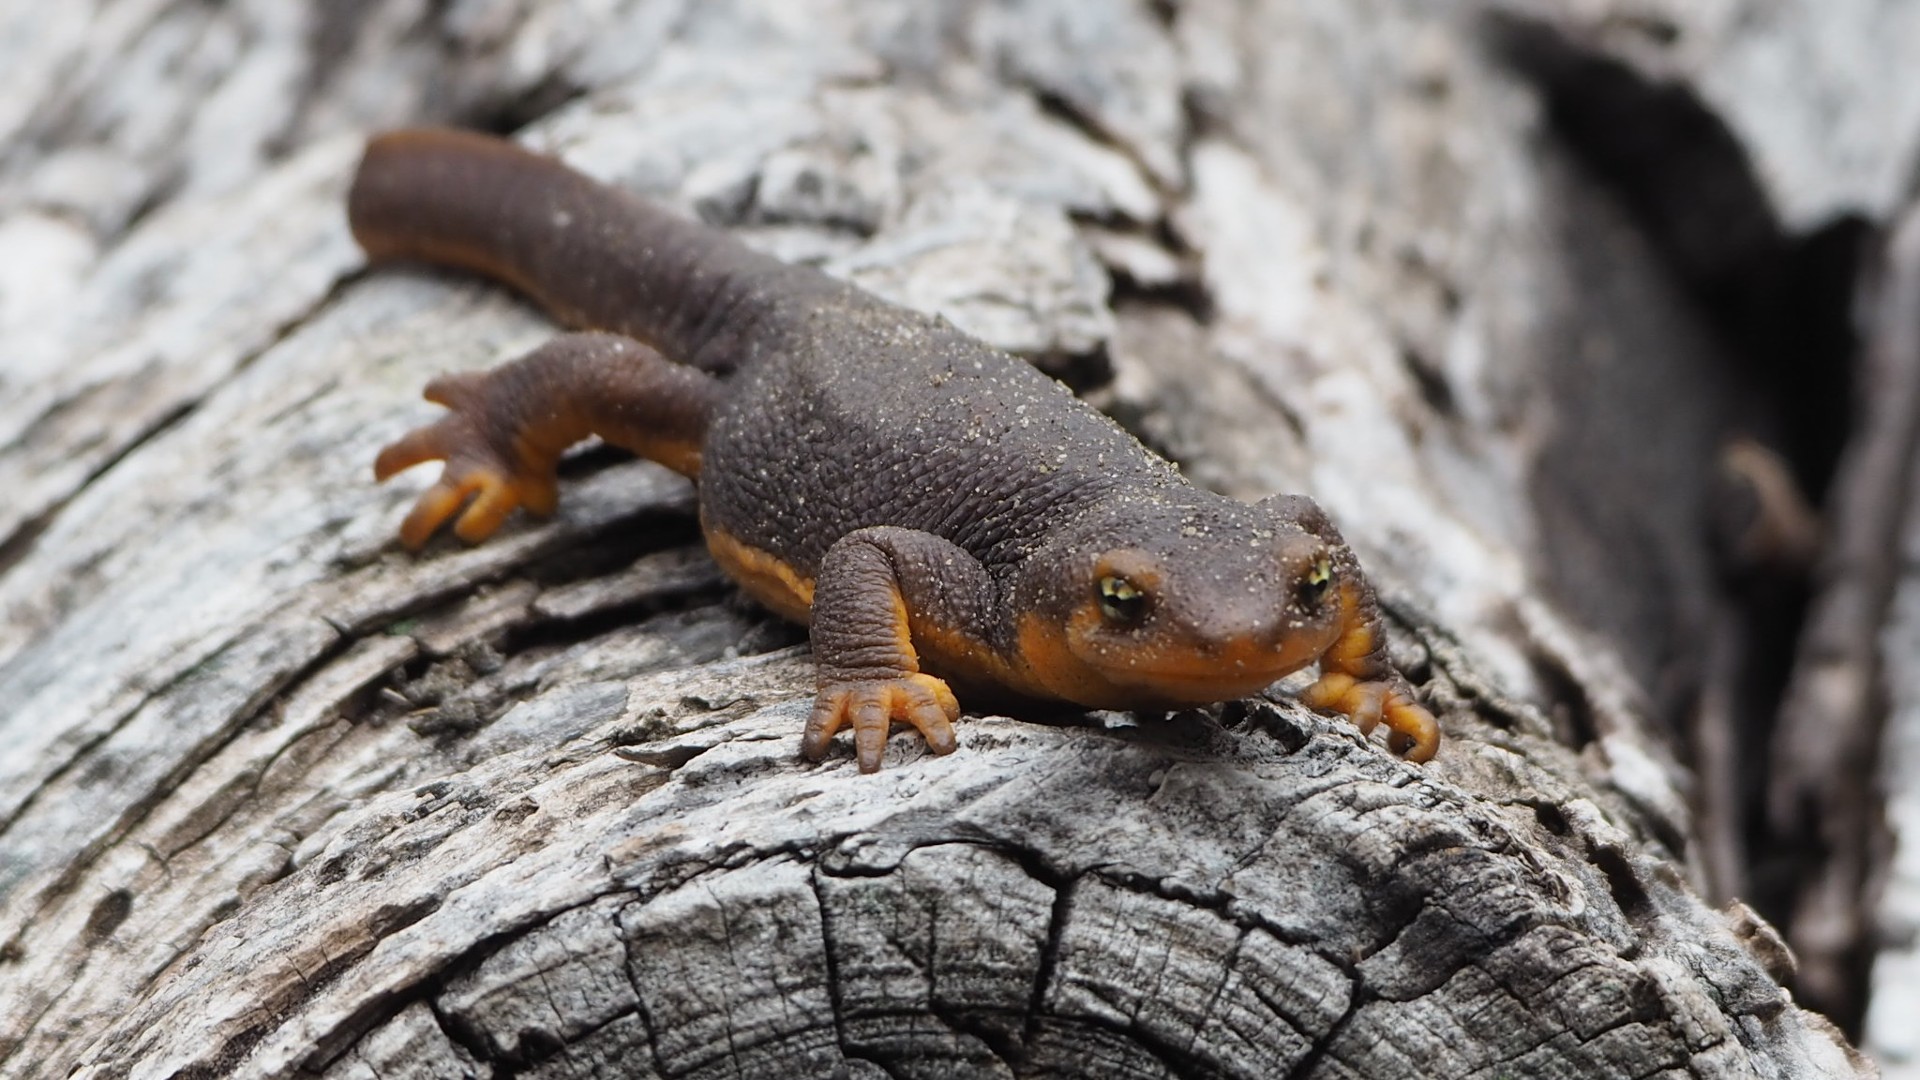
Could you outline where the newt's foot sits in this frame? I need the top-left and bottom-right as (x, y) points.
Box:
(374, 371), (561, 549)
(802, 672), (960, 773)
(1302, 672), (1440, 763)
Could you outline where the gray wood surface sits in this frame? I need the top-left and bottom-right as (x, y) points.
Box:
(0, 1), (1902, 1077)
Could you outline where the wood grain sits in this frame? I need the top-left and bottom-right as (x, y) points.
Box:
(0, 1), (1896, 1076)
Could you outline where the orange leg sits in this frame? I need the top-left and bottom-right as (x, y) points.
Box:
(800, 527), (999, 772)
(1301, 582), (1440, 763)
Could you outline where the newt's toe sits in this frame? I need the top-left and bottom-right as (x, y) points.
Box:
(803, 673), (960, 772)
(1302, 673), (1439, 763)
(374, 420), (457, 482)
(375, 410), (560, 549)
(1381, 694), (1440, 763)
(396, 474), (476, 550)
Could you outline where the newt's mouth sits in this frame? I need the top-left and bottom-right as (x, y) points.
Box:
(1074, 621), (1343, 706)
(1095, 657), (1305, 706)
(1017, 609), (1342, 711)
(1105, 625), (1334, 674)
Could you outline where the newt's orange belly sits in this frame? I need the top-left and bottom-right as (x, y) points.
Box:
(701, 521), (815, 625)
(699, 518), (1052, 699)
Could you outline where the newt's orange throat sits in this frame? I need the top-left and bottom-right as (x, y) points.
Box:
(1012, 611), (1316, 710)
(355, 127), (1441, 770)
(1052, 602), (1337, 707)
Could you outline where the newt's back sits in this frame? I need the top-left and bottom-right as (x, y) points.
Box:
(701, 293), (1177, 575)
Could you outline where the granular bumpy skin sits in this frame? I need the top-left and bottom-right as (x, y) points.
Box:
(350, 127), (1440, 769)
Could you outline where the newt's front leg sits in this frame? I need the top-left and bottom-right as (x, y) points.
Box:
(801, 527), (1000, 772)
(1301, 576), (1440, 763)
(375, 331), (719, 547)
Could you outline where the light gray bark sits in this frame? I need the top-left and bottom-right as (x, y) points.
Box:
(0, 1), (1900, 1077)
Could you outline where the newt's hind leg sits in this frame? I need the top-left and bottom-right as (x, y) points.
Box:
(375, 330), (719, 548)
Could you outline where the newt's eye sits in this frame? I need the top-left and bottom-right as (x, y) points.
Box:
(1297, 554), (1334, 609)
(1096, 574), (1150, 626)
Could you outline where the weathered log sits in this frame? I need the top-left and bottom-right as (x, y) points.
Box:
(0, 1), (1894, 1077)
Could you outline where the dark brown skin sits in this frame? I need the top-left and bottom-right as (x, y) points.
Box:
(350, 128), (1440, 771)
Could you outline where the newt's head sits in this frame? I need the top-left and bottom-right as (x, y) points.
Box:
(1014, 492), (1352, 709)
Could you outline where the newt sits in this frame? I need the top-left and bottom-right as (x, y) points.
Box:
(348, 128), (1440, 771)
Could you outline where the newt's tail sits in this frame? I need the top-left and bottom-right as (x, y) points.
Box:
(348, 128), (831, 373)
